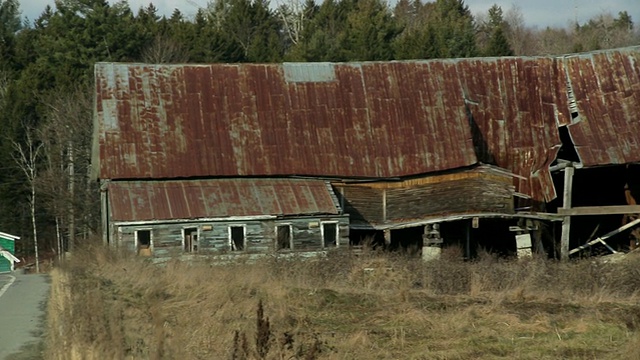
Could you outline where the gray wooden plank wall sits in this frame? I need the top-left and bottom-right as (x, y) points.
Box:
(114, 215), (349, 257)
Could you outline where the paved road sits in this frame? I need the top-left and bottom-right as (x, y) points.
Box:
(0, 273), (49, 360)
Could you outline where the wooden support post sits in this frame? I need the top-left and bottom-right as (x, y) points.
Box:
(561, 166), (574, 260)
(100, 181), (110, 246)
(383, 229), (391, 247)
(382, 189), (387, 223)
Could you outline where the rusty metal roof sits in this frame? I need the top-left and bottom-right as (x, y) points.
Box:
(458, 57), (567, 202)
(107, 178), (339, 222)
(93, 62), (477, 180)
(561, 47), (640, 167)
(93, 46), (640, 203)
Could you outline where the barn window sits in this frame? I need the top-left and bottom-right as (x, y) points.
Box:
(276, 225), (293, 250)
(230, 226), (245, 251)
(321, 222), (338, 248)
(135, 229), (152, 256)
(183, 228), (198, 252)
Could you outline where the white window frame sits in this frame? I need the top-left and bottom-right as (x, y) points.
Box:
(182, 227), (200, 253)
(275, 224), (294, 251)
(229, 225), (247, 251)
(321, 221), (339, 248)
(135, 229), (153, 253)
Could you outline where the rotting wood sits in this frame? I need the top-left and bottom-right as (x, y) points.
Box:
(569, 218), (640, 255)
(561, 166), (574, 260)
(557, 205), (640, 216)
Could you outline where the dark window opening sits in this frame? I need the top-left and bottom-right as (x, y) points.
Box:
(137, 230), (151, 256)
(184, 228), (198, 252)
(322, 223), (338, 248)
(276, 225), (292, 250)
(231, 226), (245, 251)
(137, 230), (151, 248)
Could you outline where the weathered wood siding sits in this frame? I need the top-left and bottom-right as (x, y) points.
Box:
(385, 177), (514, 222)
(114, 215), (349, 258)
(333, 186), (384, 225)
(334, 169), (515, 226)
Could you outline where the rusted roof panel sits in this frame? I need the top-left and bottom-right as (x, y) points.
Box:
(107, 179), (339, 222)
(562, 47), (640, 166)
(94, 47), (640, 203)
(457, 57), (565, 202)
(94, 62), (477, 180)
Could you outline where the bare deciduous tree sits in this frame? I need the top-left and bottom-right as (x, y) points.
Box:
(275, 0), (311, 46)
(141, 34), (190, 63)
(12, 125), (43, 273)
(39, 86), (96, 254)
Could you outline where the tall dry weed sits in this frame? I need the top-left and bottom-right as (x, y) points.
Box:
(45, 241), (640, 359)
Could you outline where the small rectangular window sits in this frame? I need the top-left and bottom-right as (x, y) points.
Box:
(136, 230), (152, 256)
(276, 225), (292, 250)
(230, 226), (245, 251)
(183, 228), (198, 252)
(322, 223), (338, 248)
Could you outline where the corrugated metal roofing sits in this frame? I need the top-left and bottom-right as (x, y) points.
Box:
(94, 46), (640, 202)
(107, 178), (339, 222)
(94, 61), (477, 180)
(457, 57), (566, 202)
(561, 47), (640, 167)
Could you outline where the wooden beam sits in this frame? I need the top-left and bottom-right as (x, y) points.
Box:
(557, 205), (640, 216)
(569, 218), (640, 255)
(561, 166), (574, 260)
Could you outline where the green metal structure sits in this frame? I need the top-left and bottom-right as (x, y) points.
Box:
(0, 232), (20, 273)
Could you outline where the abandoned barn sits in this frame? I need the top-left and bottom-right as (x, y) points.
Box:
(92, 45), (640, 260)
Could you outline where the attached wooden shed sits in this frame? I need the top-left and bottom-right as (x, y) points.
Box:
(0, 232), (20, 273)
(102, 178), (349, 258)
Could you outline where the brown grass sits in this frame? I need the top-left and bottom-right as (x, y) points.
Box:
(45, 242), (640, 359)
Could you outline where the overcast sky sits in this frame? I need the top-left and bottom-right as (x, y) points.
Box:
(17, 0), (640, 29)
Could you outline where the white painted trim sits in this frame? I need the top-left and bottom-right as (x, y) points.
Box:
(0, 250), (20, 264)
(321, 221), (339, 248)
(229, 225), (247, 251)
(114, 215), (276, 227)
(0, 232), (20, 241)
(275, 224), (294, 250)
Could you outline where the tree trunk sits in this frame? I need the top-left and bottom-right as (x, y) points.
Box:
(68, 141), (75, 251)
(31, 185), (39, 273)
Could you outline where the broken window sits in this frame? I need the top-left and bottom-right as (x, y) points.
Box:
(230, 226), (245, 251)
(322, 222), (338, 248)
(136, 230), (152, 256)
(183, 228), (198, 252)
(276, 225), (293, 250)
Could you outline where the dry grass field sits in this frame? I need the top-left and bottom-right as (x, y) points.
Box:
(45, 243), (640, 359)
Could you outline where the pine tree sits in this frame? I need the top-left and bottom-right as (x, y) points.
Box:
(343, 0), (400, 61)
(431, 0), (478, 58)
(481, 4), (514, 56)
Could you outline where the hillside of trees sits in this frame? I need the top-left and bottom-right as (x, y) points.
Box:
(0, 0), (638, 262)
